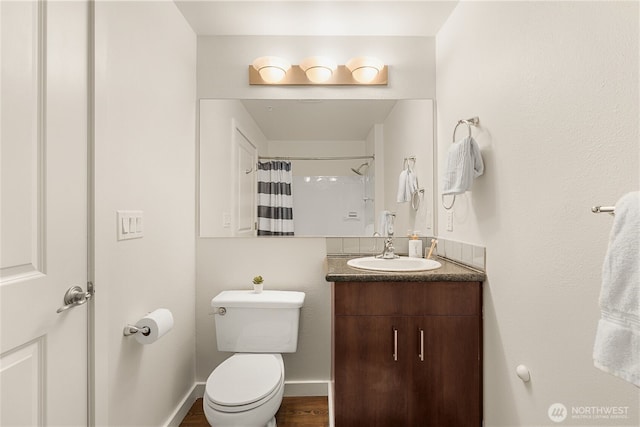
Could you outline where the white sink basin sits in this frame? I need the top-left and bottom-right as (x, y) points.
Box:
(347, 256), (442, 272)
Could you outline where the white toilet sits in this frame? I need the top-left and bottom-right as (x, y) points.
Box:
(204, 290), (306, 427)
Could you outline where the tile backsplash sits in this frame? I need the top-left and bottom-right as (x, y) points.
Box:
(326, 236), (486, 271)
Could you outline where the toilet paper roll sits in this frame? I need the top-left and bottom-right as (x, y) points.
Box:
(134, 308), (174, 345)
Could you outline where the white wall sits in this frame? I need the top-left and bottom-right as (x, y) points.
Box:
(267, 140), (367, 176)
(198, 35), (436, 99)
(93, 2), (197, 425)
(199, 99), (267, 237)
(370, 124), (385, 226)
(436, 2), (639, 426)
(292, 176), (368, 236)
(383, 100), (434, 236)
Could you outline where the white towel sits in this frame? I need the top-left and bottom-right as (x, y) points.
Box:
(378, 210), (390, 236)
(408, 169), (418, 197)
(397, 169), (409, 203)
(441, 136), (484, 195)
(397, 168), (418, 203)
(593, 191), (640, 387)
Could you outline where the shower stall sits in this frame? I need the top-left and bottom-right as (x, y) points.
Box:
(261, 155), (375, 236)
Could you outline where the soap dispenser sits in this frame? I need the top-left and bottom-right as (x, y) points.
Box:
(408, 232), (423, 258)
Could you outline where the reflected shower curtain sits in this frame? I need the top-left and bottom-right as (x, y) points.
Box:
(257, 161), (294, 236)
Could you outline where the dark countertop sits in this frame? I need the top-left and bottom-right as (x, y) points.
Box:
(325, 256), (486, 282)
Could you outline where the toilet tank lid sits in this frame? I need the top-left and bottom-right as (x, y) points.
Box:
(211, 290), (306, 309)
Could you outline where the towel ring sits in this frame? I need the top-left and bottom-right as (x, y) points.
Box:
(412, 188), (424, 211)
(442, 194), (456, 210)
(452, 117), (480, 143)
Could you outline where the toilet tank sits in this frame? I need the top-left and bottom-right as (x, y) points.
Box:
(211, 290), (305, 353)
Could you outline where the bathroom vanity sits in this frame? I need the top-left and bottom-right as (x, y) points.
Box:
(326, 257), (485, 427)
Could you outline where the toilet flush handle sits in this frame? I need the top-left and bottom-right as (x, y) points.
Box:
(214, 307), (226, 316)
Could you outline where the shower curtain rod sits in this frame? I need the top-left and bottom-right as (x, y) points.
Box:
(258, 155), (374, 161)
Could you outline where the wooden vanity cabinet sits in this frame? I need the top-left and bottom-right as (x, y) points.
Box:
(333, 281), (482, 427)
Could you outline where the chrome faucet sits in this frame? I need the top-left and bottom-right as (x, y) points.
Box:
(380, 237), (398, 259)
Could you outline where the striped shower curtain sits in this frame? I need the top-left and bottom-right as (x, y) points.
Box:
(257, 161), (294, 236)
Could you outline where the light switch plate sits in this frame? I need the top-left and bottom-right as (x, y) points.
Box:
(117, 210), (144, 241)
(446, 211), (454, 232)
(222, 212), (231, 228)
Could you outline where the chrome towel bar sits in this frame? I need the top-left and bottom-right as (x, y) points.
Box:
(592, 206), (615, 215)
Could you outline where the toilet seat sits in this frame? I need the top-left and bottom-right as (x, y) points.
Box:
(205, 354), (283, 414)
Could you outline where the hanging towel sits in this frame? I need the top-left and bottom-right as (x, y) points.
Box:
(378, 210), (391, 236)
(408, 169), (418, 198)
(397, 167), (418, 203)
(397, 169), (409, 202)
(441, 136), (484, 195)
(593, 191), (640, 387)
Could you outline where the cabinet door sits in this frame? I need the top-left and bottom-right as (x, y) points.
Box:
(334, 316), (410, 426)
(410, 316), (481, 427)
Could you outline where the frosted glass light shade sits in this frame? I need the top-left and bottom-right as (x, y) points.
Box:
(346, 57), (384, 83)
(252, 56), (291, 83)
(299, 56), (337, 83)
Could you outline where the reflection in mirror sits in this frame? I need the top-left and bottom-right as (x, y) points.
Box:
(199, 99), (434, 238)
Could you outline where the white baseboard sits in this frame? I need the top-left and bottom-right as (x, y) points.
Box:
(164, 383), (202, 427)
(167, 381), (334, 427)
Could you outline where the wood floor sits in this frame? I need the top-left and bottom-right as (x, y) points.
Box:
(180, 396), (329, 427)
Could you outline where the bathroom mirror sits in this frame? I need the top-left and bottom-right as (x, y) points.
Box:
(199, 98), (435, 238)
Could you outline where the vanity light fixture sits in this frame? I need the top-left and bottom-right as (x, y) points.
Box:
(299, 56), (338, 83)
(249, 56), (387, 85)
(346, 56), (385, 84)
(251, 56), (291, 84)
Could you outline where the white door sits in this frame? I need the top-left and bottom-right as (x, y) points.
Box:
(1, 1), (90, 425)
(233, 125), (257, 237)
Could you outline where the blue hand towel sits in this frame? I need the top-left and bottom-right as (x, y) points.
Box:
(441, 136), (484, 195)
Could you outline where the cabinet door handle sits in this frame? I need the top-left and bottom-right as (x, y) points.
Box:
(393, 327), (398, 361)
(418, 328), (424, 361)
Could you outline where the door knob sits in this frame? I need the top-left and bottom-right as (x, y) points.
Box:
(56, 285), (93, 314)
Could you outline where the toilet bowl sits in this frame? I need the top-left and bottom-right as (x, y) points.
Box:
(203, 353), (285, 427)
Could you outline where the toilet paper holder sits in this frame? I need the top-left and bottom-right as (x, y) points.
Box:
(123, 324), (151, 336)
(123, 308), (174, 343)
